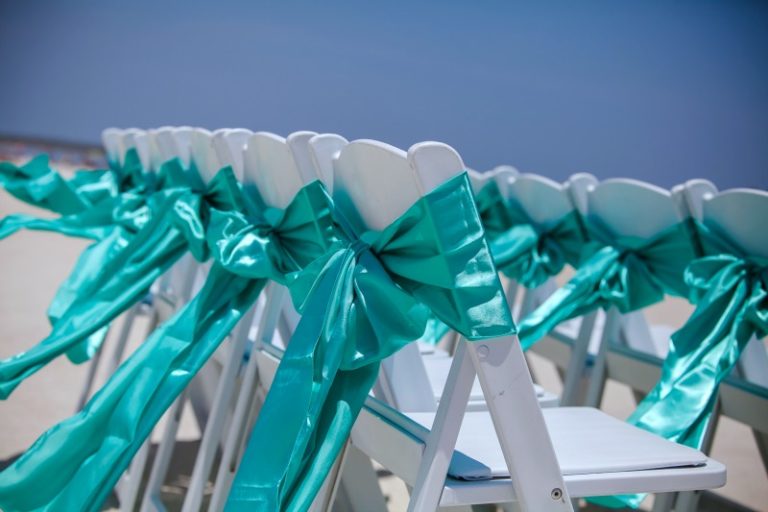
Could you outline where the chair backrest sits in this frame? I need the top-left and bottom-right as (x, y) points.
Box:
(587, 178), (683, 240)
(308, 134), (349, 192)
(564, 172), (598, 218)
(701, 188), (768, 260)
(242, 131), (322, 209)
(466, 166), (518, 195)
(120, 128), (152, 172)
(146, 127), (174, 171)
(212, 128), (253, 181)
(508, 173), (574, 231)
(333, 140), (463, 231)
(334, 139), (570, 511)
(189, 128), (222, 185)
(166, 126), (194, 169)
(671, 179), (717, 225)
(101, 127), (124, 165)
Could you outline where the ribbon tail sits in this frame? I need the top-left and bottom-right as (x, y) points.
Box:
(518, 248), (619, 350)
(284, 364), (379, 512)
(587, 265), (762, 509)
(0, 266), (264, 512)
(0, 214), (106, 241)
(0, 230), (186, 399)
(227, 250), (357, 512)
(0, 158), (88, 215)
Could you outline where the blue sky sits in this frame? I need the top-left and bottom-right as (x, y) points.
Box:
(1, 1), (766, 187)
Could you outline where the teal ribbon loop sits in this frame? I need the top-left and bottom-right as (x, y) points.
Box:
(0, 155), (91, 215)
(518, 222), (696, 349)
(0, 152), (174, 363)
(473, 180), (516, 240)
(491, 210), (588, 289)
(227, 172), (516, 511)
(0, 181), (338, 512)
(0, 166), (244, 399)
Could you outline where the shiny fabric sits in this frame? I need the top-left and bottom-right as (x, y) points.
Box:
(0, 149), (150, 236)
(591, 223), (768, 509)
(473, 180), (516, 240)
(227, 172), (516, 511)
(518, 221), (696, 349)
(0, 150), (158, 364)
(0, 165), (242, 399)
(0, 181), (337, 512)
(426, 182), (589, 344)
(491, 210), (588, 289)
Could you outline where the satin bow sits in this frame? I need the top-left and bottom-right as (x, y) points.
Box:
(227, 172), (516, 511)
(0, 149), (164, 365)
(491, 210), (589, 289)
(591, 224), (768, 509)
(473, 179), (516, 240)
(0, 164), (243, 398)
(518, 221), (696, 349)
(0, 181), (338, 512)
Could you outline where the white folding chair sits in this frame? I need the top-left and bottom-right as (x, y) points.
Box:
(332, 139), (724, 511)
(606, 181), (768, 512)
(696, 187), (768, 473)
(117, 126), (223, 512)
(204, 132), (350, 512)
(176, 129), (336, 512)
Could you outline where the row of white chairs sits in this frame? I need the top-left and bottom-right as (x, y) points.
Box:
(76, 126), (739, 511)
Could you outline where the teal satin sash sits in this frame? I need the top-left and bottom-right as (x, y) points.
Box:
(426, 182), (589, 344)
(474, 180), (590, 287)
(491, 210), (588, 289)
(0, 150), (160, 364)
(518, 221), (696, 349)
(0, 181), (338, 512)
(0, 149), (148, 219)
(590, 223), (768, 509)
(226, 172), (516, 511)
(0, 165), (242, 399)
(473, 179), (516, 240)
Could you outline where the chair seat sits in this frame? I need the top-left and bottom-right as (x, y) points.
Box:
(424, 356), (559, 408)
(408, 407), (714, 481)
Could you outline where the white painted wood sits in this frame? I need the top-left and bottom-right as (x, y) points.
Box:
(563, 173), (597, 217)
(703, 188), (768, 259)
(337, 140), (724, 510)
(509, 174), (573, 229)
(587, 178), (681, 240)
(408, 341), (477, 511)
(101, 127), (124, 164)
(189, 128), (221, 184)
(170, 126), (194, 169)
(212, 128), (253, 181)
(308, 133), (349, 191)
(243, 132), (309, 209)
(146, 128), (172, 171)
(335, 139), (571, 510)
(152, 126), (181, 164)
(351, 397), (725, 507)
(206, 133), (350, 512)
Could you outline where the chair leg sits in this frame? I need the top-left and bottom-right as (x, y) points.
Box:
(139, 393), (187, 512)
(75, 335), (107, 411)
(650, 492), (676, 512)
(753, 428), (768, 472)
(180, 305), (257, 512)
(561, 311), (597, 406)
(120, 439), (151, 512)
(671, 401), (722, 512)
(334, 445), (388, 512)
(584, 309), (622, 408)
